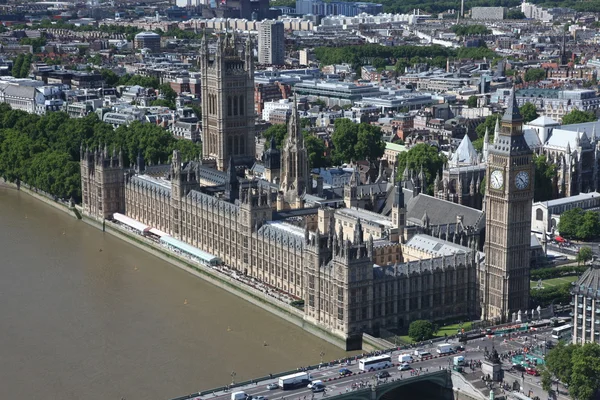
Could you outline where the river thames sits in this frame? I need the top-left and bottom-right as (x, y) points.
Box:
(0, 187), (349, 400)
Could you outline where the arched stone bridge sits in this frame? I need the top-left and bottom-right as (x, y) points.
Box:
(323, 370), (454, 400)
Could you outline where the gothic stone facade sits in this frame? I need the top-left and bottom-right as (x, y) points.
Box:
(200, 35), (256, 171)
(81, 150), (480, 346)
(482, 91), (534, 323)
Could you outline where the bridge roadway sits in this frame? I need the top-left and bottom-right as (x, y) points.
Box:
(172, 324), (564, 400)
(176, 344), (489, 400)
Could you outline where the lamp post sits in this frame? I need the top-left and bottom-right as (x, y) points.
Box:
(231, 371), (236, 386)
(320, 352), (325, 365)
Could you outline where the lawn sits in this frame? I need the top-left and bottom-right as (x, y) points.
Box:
(530, 276), (578, 289)
(398, 321), (472, 344)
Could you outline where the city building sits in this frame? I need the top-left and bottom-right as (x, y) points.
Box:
(523, 116), (600, 198)
(258, 21), (285, 66)
(134, 32), (161, 53)
(255, 82), (291, 115)
(293, 80), (382, 106)
(515, 89), (600, 123)
(262, 98), (294, 122)
(80, 108), (483, 348)
(571, 260), (600, 344)
(470, 7), (506, 20)
(0, 79), (64, 115)
(531, 192), (600, 236)
(299, 49), (310, 66)
(295, 0), (383, 16)
(434, 134), (486, 210)
(200, 34), (256, 171)
(481, 90), (534, 323)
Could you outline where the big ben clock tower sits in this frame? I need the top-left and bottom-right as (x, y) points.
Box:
(482, 89), (534, 323)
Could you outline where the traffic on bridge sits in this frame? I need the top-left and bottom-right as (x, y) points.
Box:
(171, 320), (571, 400)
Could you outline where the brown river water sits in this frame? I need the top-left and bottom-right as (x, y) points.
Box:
(0, 187), (349, 400)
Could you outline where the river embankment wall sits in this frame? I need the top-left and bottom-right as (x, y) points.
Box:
(79, 212), (352, 350)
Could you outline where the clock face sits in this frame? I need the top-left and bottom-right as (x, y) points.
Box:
(515, 171), (530, 190)
(490, 170), (504, 189)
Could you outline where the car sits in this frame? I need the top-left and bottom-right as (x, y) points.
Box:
(513, 364), (526, 372)
(526, 367), (540, 376)
(339, 368), (352, 376)
(376, 371), (390, 379)
(253, 396), (267, 400)
(312, 385), (325, 393)
(266, 383), (278, 390)
(308, 380), (324, 389)
(398, 363), (412, 371)
(455, 345), (465, 352)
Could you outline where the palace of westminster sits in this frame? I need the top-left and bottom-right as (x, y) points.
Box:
(80, 35), (534, 347)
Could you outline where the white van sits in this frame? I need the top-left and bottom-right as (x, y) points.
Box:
(413, 349), (432, 359)
(231, 392), (247, 400)
(398, 354), (413, 363)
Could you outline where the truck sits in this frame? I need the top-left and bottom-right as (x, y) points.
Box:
(436, 343), (454, 355)
(398, 354), (413, 363)
(453, 356), (465, 366)
(278, 372), (312, 390)
(231, 392), (247, 400)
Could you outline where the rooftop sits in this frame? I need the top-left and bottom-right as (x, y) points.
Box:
(405, 234), (472, 256)
(337, 207), (394, 228)
(539, 191), (600, 208)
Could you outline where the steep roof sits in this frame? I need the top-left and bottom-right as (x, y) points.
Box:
(545, 128), (589, 151)
(528, 115), (559, 127)
(501, 89), (523, 123)
(450, 135), (478, 166)
(406, 194), (485, 231)
(574, 264), (600, 294)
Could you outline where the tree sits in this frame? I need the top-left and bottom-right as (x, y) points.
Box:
(577, 246), (593, 266)
(262, 124), (287, 148)
(12, 55), (23, 78)
(533, 154), (555, 202)
(467, 96), (478, 108)
(303, 132), (329, 169)
(558, 208), (600, 241)
(520, 102), (539, 123)
(525, 68), (546, 82)
(396, 143), (446, 195)
(561, 109), (597, 125)
(99, 69), (120, 86)
(159, 83), (177, 103)
(331, 119), (385, 164)
(542, 343), (600, 400)
(190, 105), (202, 120)
(150, 99), (175, 109)
(408, 320), (436, 342)
(0, 107), (201, 202)
(473, 115), (499, 151)
(506, 9), (526, 19)
(355, 123), (385, 161)
(451, 25), (491, 36)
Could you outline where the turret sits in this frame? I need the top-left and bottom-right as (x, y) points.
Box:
(136, 150), (145, 173)
(493, 116), (500, 144)
(225, 157), (239, 203)
(483, 127), (490, 161)
(353, 218), (364, 245)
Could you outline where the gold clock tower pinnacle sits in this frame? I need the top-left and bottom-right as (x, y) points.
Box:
(481, 89), (534, 323)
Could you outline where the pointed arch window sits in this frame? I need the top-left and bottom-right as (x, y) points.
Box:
(227, 96), (232, 116)
(239, 95), (244, 115)
(233, 95), (238, 116)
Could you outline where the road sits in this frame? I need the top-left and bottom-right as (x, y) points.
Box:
(182, 326), (570, 400)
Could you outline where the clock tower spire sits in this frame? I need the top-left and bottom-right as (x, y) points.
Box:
(482, 89), (534, 323)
